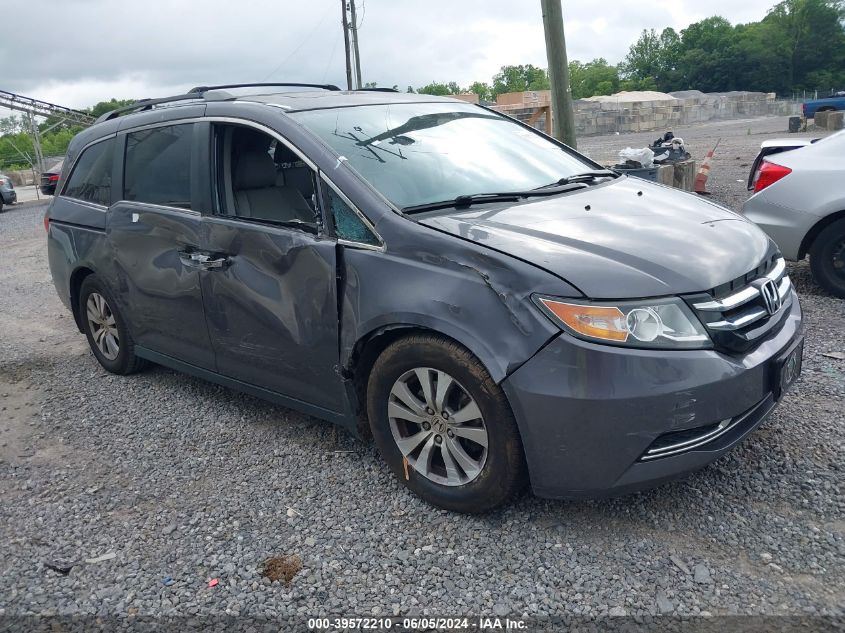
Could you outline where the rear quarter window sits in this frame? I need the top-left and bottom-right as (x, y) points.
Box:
(62, 138), (115, 206)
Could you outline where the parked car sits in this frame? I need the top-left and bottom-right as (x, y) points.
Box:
(743, 130), (845, 298)
(802, 94), (845, 119)
(0, 174), (17, 211)
(40, 160), (63, 195)
(45, 84), (803, 512)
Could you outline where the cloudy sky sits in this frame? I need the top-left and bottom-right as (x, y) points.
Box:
(2, 0), (776, 112)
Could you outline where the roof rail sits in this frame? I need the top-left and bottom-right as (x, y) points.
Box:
(188, 82), (341, 93)
(94, 93), (204, 123)
(357, 87), (400, 93)
(94, 83), (342, 124)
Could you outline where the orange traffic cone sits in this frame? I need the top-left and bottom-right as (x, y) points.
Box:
(694, 138), (721, 195)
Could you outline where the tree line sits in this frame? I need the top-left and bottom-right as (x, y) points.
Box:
(414, 0), (844, 100)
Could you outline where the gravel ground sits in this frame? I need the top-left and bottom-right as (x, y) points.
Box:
(0, 115), (843, 628)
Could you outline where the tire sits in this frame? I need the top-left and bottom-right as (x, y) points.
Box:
(809, 218), (845, 298)
(79, 275), (149, 374)
(366, 334), (527, 513)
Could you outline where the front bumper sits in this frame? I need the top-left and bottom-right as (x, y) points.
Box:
(501, 294), (802, 499)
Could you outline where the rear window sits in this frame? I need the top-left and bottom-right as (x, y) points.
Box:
(124, 124), (193, 209)
(63, 138), (115, 206)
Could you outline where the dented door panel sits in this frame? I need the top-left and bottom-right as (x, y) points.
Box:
(200, 216), (346, 413)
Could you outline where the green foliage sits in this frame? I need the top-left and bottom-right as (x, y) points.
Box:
(492, 64), (550, 96)
(568, 58), (620, 99)
(467, 81), (493, 102)
(87, 98), (136, 119)
(417, 81), (464, 96)
(619, 0), (845, 93)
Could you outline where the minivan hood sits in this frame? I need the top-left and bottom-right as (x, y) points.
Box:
(419, 178), (774, 298)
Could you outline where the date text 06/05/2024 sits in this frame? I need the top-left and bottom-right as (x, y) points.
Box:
(307, 616), (528, 630)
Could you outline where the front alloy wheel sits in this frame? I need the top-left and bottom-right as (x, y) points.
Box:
(367, 334), (526, 513)
(388, 368), (489, 486)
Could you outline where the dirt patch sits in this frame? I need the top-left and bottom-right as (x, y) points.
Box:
(260, 555), (302, 585)
(0, 376), (40, 463)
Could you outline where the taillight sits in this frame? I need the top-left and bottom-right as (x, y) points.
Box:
(48, 174), (59, 182)
(44, 215), (50, 232)
(753, 160), (792, 193)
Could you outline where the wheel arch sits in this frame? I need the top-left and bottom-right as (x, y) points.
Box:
(344, 321), (516, 426)
(68, 266), (96, 332)
(798, 210), (845, 259)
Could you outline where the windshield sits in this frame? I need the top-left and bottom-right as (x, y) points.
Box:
(292, 102), (594, 209)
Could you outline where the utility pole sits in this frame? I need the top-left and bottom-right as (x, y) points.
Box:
(349, 0), (363, 89)
(540, 0), (577, 148)
(341, 0), (353, 90)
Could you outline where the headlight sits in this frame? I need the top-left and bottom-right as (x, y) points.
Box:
(535, 296), (711, 349)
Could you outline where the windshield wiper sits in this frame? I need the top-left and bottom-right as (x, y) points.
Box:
(403, 193), (522, 214)
(535, 169), (618, 189)
(402, 183), (590, 215)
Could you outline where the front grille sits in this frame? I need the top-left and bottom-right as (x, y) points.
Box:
(686, 256), (793, 353)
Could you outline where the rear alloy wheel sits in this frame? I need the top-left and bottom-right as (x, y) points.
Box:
(809, 218), (845, 298)
(79, 275), (149, 374)
(367, 334), (526, 513)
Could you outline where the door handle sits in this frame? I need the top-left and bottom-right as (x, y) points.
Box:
(179, 251), (230, 270)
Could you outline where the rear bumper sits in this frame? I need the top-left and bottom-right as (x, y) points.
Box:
(1, 189), (15, 203)
(501, 295), (802, 499)
(742, 188), (817, 260)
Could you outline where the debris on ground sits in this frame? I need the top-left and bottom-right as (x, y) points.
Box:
(618, 146), (655, 168)
(207, 578), (219, 588)
(161, 576), (175, 586)
(84, 552), (116, 564)
(650, 131), (691, 164)
(669, 554), (690, 575)
(822, 351), (845, 360)
(260, 555), (302, 586)
(44, 560), (75, 575)
(694, 563), (712, 584)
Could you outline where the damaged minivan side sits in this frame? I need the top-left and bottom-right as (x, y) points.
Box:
(46, 85), (802, 513)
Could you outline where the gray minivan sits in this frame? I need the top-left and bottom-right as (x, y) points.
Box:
(46, 84), (803, 512)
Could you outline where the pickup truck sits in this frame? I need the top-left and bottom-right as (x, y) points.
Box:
(802, 93), (845, 119)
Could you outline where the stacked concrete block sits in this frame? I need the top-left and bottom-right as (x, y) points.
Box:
(826, 111), (844, 130)
(814, 111), (831, 128)
(491, 89), (803, 137)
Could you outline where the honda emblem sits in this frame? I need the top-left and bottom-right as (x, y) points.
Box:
(760, 279), (782, 316)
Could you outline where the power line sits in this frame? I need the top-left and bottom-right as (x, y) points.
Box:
(261, 2), (334, 82)
(323, 27), (342, 82)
